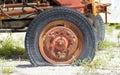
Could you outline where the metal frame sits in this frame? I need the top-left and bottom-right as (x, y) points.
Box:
(0, 0), (111, 32)
(0, 0), (110, 19)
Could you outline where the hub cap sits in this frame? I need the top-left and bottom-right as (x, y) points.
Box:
(39, 20), (83, 64)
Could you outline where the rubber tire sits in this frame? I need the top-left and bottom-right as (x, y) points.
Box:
(25, 7), (96, 66)
(94, 15), (105, 44)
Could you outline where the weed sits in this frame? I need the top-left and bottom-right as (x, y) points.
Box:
(76, 57), (107, 75)
(108, 23), (120, 29)
(115, 23), (120, 29)
(106, 49), (115, 61)
(105, 24), (114, 33)
(72, 57), (91, 66)
(0, 33), (27, 59)
(115, 25), (120, 29)
(2, 66), (15, 74)
(118, 32), (120, 46)
(0, 57), (6, 67)
(0, 58), (15, 74)
(118, 32), (120, 38)
(0, 57), (15, 74)
(0, 57), (6, 62)
(97, 40), (117, 50)
(76, 24), (119, 75)
(76, 49), (116, 75)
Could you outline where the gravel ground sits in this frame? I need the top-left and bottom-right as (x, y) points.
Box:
(0, 29), (120, 75)
(0, 55), (120, 75)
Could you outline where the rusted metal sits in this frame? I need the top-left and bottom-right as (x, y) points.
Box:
(0, 0), (51, 19)
(96, 3), (111, 23)
(0, 0), (111, 65)
(90, 0), (111, 15)
(52, 35), (68, 51)
(0, 3), (37, 8)
(54, 0), (110, 15)
(1, 19), (32, 29)
(54, 0), (86, 14)
(0, 6), (52, 16)
(0, 0), (110, 20)
(39, 20), (83, 64)
(0, 2), (50, 8)
(96, 3), (111, 13)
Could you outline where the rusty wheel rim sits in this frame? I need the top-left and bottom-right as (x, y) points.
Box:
(39, 20), (83, 64)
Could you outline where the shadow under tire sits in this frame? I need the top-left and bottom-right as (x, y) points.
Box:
(25, 7), (96, 66)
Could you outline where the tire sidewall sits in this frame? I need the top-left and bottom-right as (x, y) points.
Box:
(94, 15), (105, 43)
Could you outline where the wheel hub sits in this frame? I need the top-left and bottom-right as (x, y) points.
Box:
(53, 36), (68, 50)
(39, 20), (83, 64)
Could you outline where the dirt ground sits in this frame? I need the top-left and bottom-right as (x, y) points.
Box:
(0, 48), (120, 75)
(0, 29), (120, 75)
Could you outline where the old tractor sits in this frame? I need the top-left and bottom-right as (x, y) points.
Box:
(0, 0), (110, 66)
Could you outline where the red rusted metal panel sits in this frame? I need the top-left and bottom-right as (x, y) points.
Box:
(54, 0), (82, 6)
(0, 0), (110, 20)
(0, 6), (52, 17)
(54, 0), (85, 14)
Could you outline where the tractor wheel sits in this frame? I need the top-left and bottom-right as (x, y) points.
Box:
(25, 7), (96, 66)
(94, 15), (105, 44)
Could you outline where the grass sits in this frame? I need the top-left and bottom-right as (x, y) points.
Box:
(76, 48), (117, 75)
(115, 25), (120, 29)
(105, 24), (114, 33)
(76, 23), (120, 74)
(97, 40), (117, 50)
(114, 23), (120, 29)
(107, 49), (115, 61)
(0, 57), (6, 62)
(118, 32), (120, 38)
(0, 33), (27, 59)
(2, 66), (15, 74)
(76, 57), (107, 75)
(0, 58), (16, 74)
(0, 57), (6, 67)
(117, 32), (120, 46)
(105, 23), (120, 34)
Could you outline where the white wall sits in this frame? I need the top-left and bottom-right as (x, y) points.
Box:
(100, 0), (120, 23)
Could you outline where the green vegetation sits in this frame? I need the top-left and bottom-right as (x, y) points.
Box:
(105, 24), (114, 33)
(0, 57), (6, 62)
(2, 66), (15, 74)
(112, 23), (120, 29)
(106, 49), (115, 61)
(76, 48), (117, 75)
(76, 57), (107, 74)
(72, 58), (91, 66)
(0, 58), (15, 74)
(0, 34), (27, 59)
(97, 40), (117, 50)
(117, 32), (120, 46)
(0, 57), (6, 66)
(118, 32), (120, 38)
(115, 25), (120, 29)
(76, 23), (120, 74)
(105, 23), (120, 33)
(109, 23), (120, 29)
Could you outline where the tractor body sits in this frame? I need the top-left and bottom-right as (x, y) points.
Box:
(0, 0), (110, 66)
(0, 0), (110, 31)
